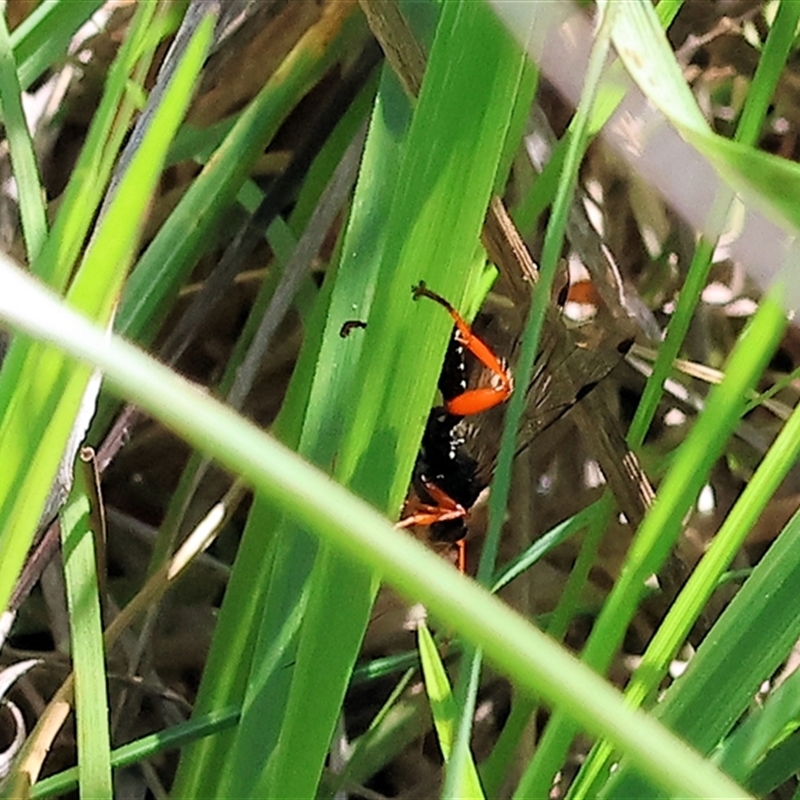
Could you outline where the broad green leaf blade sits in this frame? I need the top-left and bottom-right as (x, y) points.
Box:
(172, 65), (398, 800)
(256, 5), (529, 798)
(140, 128), (363, 792)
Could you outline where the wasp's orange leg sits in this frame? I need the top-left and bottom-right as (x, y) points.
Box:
(412, 281), (513, 416)
(396, 480), (468, 572)
(396, 480), (467, 528)
(455, 539), (466, 573)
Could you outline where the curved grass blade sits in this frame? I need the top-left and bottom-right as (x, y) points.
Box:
(0, 253), (753, 800)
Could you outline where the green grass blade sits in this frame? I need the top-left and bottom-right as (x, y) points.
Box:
(470, 9), (618, 797)
(418, 621), (484, 799)
(31, 0), (166, 291)
(322, 669), (420, 798)
(614, 1), (800, 234)
(59, 455), (112, 800)
(624, 0), (800, 447)
(480, 500), (611, 797)
(481, 0), (616, 587)
(0, 252), (752, 800)
(188, 131), (372, 794)
(170, 133), (375, 800)
(518, 291), (786, 798)
(168, 497), (283, 799)
(567, 6), (800, 790)
(0, 11), (46, 259)
(31, 706), (240, 799)
(0, 8), (211, 618)
(612, 1), (708, 135)
(509, 1), (677, 236)
(491, 498), (605, 593)
(572, 347), (800, 796)
(234, 5), (529, 797)
(747, 734), (800, 797)
(601, 501), (800, 797)
(632, 381), (800, 699)
(116, 3), (365, 345)
(654, 0), (684, 27)
(172, 68), (398, 799)
(734, 1), (800, 146)
(68, 11), (214, 319)
(0, 342), (95, 618)
(717, 663), (800, 786)
(11, 0), (106, 90)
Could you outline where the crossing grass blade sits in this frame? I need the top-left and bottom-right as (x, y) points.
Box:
(29, 707), (240, 799)
(0, 248), (751, 800)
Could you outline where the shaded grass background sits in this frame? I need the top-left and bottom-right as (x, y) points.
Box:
(0, 1), (799, 799)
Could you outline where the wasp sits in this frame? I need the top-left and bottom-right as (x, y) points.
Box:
(398, 276), (642, 572)
(397, 282), (514, 571)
